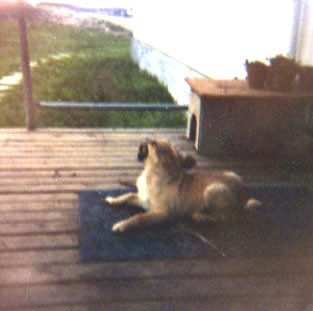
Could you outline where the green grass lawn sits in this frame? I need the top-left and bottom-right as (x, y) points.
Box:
(0, 21), (186, 128)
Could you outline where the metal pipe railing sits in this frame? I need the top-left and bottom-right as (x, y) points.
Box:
(37, 102), (188, 111)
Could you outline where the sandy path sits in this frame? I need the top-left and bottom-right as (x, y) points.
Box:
(0, 53), (71, 99)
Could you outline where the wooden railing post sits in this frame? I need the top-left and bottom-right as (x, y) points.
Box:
(17, 0), (35, 130)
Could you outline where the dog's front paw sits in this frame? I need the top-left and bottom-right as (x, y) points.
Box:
(105, 196), (117, 205)
(112, 220), (128, 232)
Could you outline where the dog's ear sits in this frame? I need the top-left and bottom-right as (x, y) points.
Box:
(181, 155), (196, 169)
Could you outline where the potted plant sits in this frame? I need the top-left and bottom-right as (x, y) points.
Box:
(298, 65), (313, 92)
(245, 60), (268, 89)
(266, 55), (299, 92)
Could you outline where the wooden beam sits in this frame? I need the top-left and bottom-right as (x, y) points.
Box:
(17, 0), (35, 130)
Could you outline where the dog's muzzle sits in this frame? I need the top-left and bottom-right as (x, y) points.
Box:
(137, 143), (148, 161)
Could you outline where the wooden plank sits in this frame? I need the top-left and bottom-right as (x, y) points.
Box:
(0, 200), (77, 212)
(0, 159), (145, 166)
(0, 173), (135, 188)
(0, 127), (185, 132)
(0, 135), (187, 144)
(0, 183), (119, 194)
(0, 143), (194, 152)
(0, 128), (186, 136)
(0, 233), (78, 251)
(0, 141), (188, 148)
(0, 169), (140, 179)
(0, 136), (164, 142)
(0, 193), (77, 203)
(3, 298), (310, 311)
(0, 176), (293, 195)
(0, 161), (216, 172)
(0, 211), (77, 223)
(186, 78), (313, 101)
(0, 166), (302, 185)
(0, 221), (78, 235)
(0, 133), (186, 140)
(0, 168), (302, 186)
(0, 131), (162, 138)
(0, 158), (144, 169)
(0, 152), (141, 159)
(0, 175), (138, 186)
(0, 183), (132, 195)
(3, 176), (298, 194)
(0, 154), (204, 166)
(0, 181), (126, 194)
(0, 150), (199, 159)
(0, 276), (310, 309)
(0, 249), (79, 266)
(0, 147), (301, 172)
(0, 140), (192, 147)
(0, 159), (257, 171)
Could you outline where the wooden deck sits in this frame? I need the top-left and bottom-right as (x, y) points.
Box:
(0, 128), (312, 311)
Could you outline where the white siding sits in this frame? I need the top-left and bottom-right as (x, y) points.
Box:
(294, 0), (313, 65)
(131, 39), (205, 106)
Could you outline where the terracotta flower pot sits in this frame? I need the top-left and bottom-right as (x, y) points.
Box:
(245, 60), (268, 89)
(266, 55), (298, 92)
(266, 67), (297, 92)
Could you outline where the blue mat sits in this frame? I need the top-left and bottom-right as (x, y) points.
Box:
(79, 186), (313, 262)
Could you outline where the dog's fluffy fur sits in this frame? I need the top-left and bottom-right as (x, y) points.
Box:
(106, 139), (261, 232)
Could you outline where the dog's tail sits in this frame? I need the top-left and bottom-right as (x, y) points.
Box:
(244, 198), (262, 209)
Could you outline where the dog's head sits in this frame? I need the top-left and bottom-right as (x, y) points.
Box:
(137, 139), (196, 170)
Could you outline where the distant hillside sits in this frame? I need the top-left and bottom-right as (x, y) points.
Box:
(38, 2), (132, 17)
(0, 1), (50, 23)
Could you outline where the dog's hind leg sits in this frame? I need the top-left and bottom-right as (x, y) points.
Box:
(205, 182), (232, 207)
(202, 182), (233, 222)
(112, 211), (168, 232)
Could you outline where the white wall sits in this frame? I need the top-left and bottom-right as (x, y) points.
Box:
(295, 0), (313, 65)
(133, 0), (295, 79)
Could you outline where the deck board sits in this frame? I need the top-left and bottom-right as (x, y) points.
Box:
(0, 128), (312, 311)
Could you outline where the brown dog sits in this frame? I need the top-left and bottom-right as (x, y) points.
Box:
(106, 139), (261, 232)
